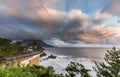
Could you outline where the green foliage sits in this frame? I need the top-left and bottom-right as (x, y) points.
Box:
(27, 41), (44, 52)
(0, 38), (14, 57)
(12, 41), (25, 55)
(0, 38), (44, 58)
(66, 62), (91, 77)
(94, 47), (120, 77)
(0, 66), (36, 77)
(0, 39), (120, 77)
(0, 38), (26, 57)
(66, 47), (120, 77)
(0, 65), (65, 77)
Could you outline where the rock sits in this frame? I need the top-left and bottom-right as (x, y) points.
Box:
(47, 54), (57, 59)
(40, 52), (47, 57)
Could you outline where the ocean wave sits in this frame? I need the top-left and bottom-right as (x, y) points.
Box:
(40, 51), (96, 77)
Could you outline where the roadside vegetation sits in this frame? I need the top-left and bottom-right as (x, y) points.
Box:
(0, 47), (119, 77)
(0, 38), (44, 58)
(0, 65), (64, 77)
(0, 38), (120, 77)
(0, 38), (25, 57)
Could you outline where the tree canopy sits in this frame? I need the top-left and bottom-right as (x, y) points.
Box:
(0, 38), (44, 57)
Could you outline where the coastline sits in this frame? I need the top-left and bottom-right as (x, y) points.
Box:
(40, 50), (96, 77)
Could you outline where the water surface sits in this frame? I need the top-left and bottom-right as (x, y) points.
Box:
(45, 47), (116, 62)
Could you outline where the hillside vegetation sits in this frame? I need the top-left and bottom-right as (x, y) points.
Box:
(0, 38), (120, 77)
(0, 38), (44, 57)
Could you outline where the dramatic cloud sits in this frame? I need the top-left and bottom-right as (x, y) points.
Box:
(0, 0), (120, 46)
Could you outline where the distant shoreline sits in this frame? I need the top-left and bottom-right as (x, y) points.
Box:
(45, 46), (120, 49)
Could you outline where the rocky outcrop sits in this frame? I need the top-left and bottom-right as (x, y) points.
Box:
(47, 54), (57, 59)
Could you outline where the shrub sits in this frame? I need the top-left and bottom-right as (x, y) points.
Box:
(0, 65), (65, 77)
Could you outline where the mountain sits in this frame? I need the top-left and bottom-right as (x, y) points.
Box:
(21, 39), (53, 47)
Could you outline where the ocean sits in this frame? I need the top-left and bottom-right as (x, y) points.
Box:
(41, 47), (117, 75)
(45, 47), (115, 62)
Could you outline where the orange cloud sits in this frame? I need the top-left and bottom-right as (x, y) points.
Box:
(78, 34), (98, 43)
(100, 27), (120, 37)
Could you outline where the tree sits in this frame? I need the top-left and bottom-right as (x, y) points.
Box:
(13, 41), (25, 55)
(0, 38), (26, 57)
(66, 62), (91, 77)
(65, 47), (120, 77)
(0, 38), (14, 57)
(27, 41), (44, 52)
(94, 47), (120, 77)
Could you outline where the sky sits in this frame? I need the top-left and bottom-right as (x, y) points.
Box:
(0, 0), (120, 47)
